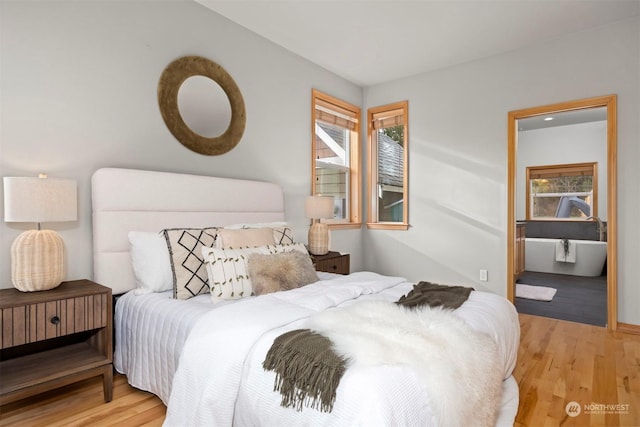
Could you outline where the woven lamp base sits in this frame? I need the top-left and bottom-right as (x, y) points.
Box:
(308, 222), (330, 255)
(11, 229), (65, 292)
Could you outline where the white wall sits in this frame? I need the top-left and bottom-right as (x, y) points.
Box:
(516, 121), (608, 220)
(0, 0), (363, 287)
(363, 17), (639, 325)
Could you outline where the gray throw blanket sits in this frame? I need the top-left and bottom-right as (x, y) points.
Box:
(263, 281), (474, 412)
(396, 281), (473, 310)
(262, 329), (346, 412)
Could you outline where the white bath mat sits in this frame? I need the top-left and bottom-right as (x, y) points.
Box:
(516, 284), (557, 301)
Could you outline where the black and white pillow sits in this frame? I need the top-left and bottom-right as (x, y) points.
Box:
(163, 227), (219, 300)
(272, 226), (294, 245)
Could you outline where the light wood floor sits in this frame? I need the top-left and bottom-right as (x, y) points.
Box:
(1, 313), (639, 426)
(514, 314), (640, 426)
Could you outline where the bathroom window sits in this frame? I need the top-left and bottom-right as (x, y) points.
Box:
(366, 101), (409, 230)
(526, 162), (597, 220)
(311, 89), (361, 228)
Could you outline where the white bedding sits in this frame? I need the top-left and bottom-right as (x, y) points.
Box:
(157, 272), (519, 426)
(113, 272), (339, 404)
(114, 290), (213, 404)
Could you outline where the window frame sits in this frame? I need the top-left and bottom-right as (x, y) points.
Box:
(311, 89), (361, 229)
(366, 100), (409, 230)
(525, 162), (598, 220)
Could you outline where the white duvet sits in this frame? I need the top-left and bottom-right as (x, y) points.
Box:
(162, 272), (520, 426)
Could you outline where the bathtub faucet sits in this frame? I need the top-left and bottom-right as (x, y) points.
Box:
(586, 216), (606, 241)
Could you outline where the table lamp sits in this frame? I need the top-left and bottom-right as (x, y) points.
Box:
(305, 195), (334, 255)
(3, 174), (77, 292)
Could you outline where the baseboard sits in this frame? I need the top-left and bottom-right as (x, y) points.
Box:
(616, 322), (640, 335)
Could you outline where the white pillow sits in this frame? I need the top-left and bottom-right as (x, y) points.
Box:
(202, 243), (308, 302)
(128, 231), (173, 294)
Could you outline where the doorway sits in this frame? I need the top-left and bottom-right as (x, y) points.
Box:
(506, 95), (617, 330)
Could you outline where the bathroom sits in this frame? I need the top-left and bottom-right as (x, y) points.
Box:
(514, 106), (608, 327)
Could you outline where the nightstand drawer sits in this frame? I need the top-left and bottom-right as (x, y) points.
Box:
(312, 252), (350, 275)
(1, 294), (108, 349)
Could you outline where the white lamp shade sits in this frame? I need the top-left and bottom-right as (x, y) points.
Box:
(305, 195), (334, 220)
(4, 177), (77, 223)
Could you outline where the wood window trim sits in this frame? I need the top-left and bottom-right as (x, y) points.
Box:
(525, 162), (598, 220)
(366, 100), (409, 230)
(311, 89), (361, 229)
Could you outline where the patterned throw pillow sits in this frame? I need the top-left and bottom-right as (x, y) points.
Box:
(202, 243), (308, 302)
(272, 226), (295, 245)
(163, 227), (219, 300)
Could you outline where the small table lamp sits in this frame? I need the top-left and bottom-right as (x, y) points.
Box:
(305, 195), (334, 255)
(3, 175), (77, 292)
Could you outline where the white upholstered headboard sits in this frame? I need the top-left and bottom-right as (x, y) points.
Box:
(91, 168), (285, 295)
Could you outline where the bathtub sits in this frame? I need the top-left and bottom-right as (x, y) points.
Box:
(524, 238), (607, 277)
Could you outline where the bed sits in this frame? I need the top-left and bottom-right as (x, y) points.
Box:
(91, 167), (520, 427)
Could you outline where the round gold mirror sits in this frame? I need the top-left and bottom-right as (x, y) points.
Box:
(158, 56), (246, 155)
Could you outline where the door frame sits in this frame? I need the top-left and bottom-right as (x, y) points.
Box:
(506, 94), (617, 330)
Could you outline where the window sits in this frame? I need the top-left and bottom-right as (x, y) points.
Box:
(367, 101), (409, 229)
(526, 162), (597, 220)
(311, 89), (361, 228)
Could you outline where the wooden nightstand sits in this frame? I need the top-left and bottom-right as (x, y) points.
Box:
(311, 251), (350, 275)
(0, 280), (113, 405)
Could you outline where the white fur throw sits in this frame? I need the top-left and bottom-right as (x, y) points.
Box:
(307, 301), (502, 427)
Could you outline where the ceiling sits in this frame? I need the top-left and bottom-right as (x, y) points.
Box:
(517, 107), (608, 131)
(196, 0), (639, 87)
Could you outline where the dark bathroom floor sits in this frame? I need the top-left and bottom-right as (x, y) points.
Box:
(515, 271), (607, 327)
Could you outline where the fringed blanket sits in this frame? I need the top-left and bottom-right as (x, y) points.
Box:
(262, 329), (346, 412)
(396, 281), (473, 310)
(263, 282), (488, 422)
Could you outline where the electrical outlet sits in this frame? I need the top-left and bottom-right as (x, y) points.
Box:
(479, 269), (488, 282)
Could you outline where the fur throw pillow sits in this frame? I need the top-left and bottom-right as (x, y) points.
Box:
(248, 251), (319, 296)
